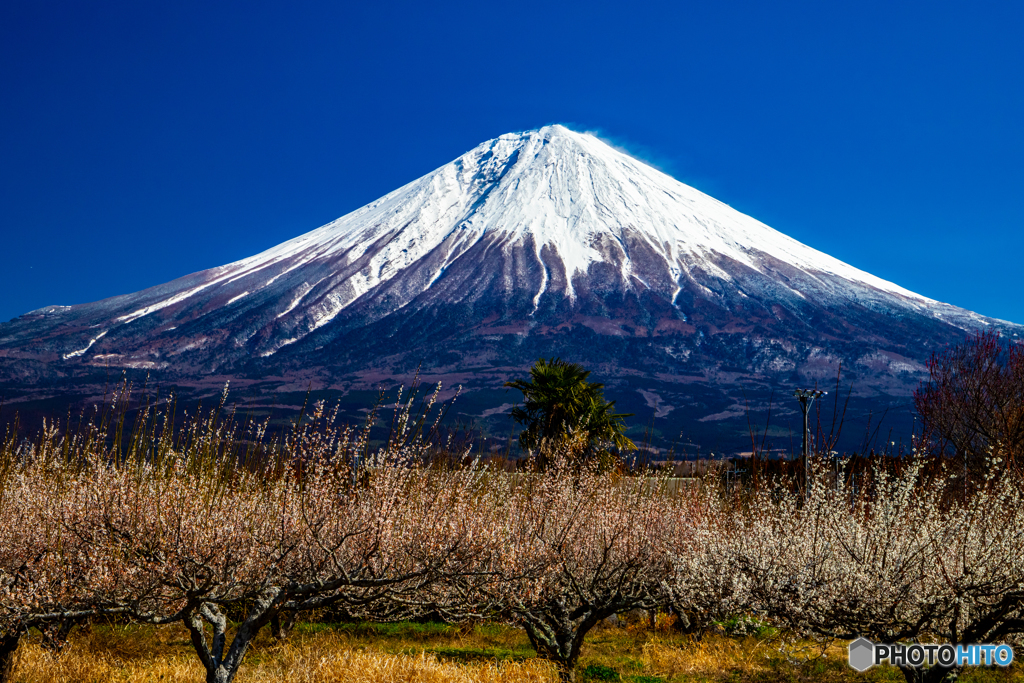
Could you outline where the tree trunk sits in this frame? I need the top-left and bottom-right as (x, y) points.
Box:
(0, 633), (20, 683)
(184, 592), (282, 683)
(39, 618), (76, 653)
(522, 612), (602, 683)
(270, 608), (298, 641)
(527, 638), (576, 682)
(524, 625), (574, 682)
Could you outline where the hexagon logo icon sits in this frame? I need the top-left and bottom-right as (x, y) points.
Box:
(848, 637), (875, 671)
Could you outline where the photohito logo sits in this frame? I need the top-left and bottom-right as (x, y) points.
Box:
(848, 638), (1014, 672)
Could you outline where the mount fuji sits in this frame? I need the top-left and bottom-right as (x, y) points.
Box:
(1, 125), (1018, 451)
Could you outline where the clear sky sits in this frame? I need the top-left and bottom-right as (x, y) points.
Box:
(2, 0), (1022, 325)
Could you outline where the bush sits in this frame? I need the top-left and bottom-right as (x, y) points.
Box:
(915, 331), (1024, 478)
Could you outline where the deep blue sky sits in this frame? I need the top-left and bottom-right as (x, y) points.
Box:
(2, 0), (1022, 325)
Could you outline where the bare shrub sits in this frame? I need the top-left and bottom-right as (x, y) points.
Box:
(915, 331), (1024, 478)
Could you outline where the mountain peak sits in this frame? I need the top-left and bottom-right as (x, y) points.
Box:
(501, 123), (578, 140)
(245, 123), (927, 308)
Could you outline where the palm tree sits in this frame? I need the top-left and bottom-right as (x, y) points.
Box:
(505, 358), (635, 459)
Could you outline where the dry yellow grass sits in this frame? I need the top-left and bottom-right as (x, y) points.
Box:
(642, 636), (773, 678)
(11, 632), (558, 683)
(8, 621), (1024, 683)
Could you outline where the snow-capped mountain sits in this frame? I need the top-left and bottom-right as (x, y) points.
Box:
(0, 125), (1018, 444)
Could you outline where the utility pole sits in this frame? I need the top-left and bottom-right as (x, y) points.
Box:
(793, 389), (826, 501)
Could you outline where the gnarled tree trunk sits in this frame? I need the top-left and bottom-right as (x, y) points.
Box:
(270, 608), (298, 641)
(183, 591), (281, 683)
(521, 609), (604, 683)
(0, 633), (21, 683)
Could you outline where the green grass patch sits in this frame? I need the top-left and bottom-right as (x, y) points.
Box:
(581, 663), (621, 681)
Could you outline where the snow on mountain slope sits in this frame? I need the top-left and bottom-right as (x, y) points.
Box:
(0, 125), (1016, 380)
(200, 124), (932, 313)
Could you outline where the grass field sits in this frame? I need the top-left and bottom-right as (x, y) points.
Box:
(8, 619), (1023, 682)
